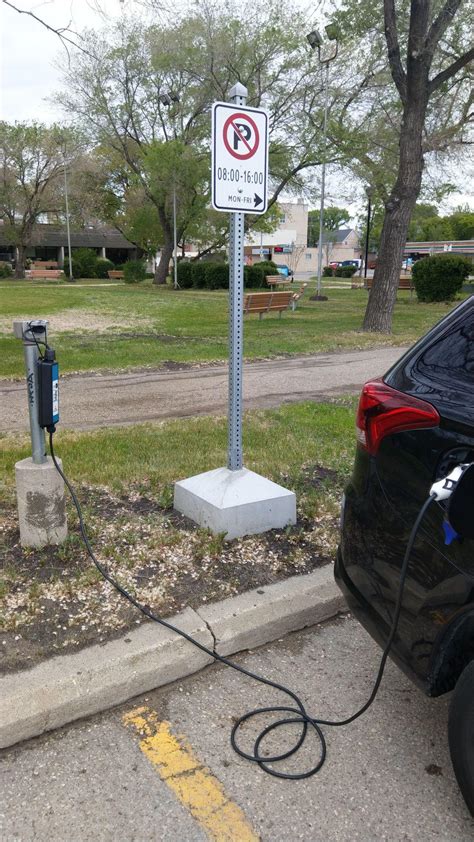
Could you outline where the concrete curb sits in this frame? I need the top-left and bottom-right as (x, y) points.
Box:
(0, 567), (345, 750)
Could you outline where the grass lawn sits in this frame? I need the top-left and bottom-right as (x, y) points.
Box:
(0, 278), (466, 378)
(0, 399), (356, 670)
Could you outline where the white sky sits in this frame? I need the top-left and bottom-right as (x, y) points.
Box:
(0, 0), (472, 217)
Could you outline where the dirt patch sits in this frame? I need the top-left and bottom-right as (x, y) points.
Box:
(0, 466), (344, 674)
(0, 310), (153, 335)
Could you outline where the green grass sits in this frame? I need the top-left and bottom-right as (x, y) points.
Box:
(0, 278), (465, 378)
(0, 400), (356, 503)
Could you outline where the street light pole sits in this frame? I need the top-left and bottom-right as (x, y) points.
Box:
(63, 157), (74, 283)
(58, 137), (74, 284)
(315, 60), (329, 300)
(306, 25), (339, 302)
(173, 181), (178, 290)
(364, 188), (373, 281)
(160, 91), (181, 290)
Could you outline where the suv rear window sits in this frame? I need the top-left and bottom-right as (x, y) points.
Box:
(415, 319), (474, 396)
(386, 298), (474, 416)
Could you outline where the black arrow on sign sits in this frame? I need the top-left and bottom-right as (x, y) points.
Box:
(254, 193), (263, 208)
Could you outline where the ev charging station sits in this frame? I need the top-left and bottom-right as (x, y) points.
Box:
(174, 84), (296, 539)
(13, 319), (67, 547)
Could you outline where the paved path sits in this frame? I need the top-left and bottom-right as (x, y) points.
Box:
(2, 346), (408, 432)
(1, 617), (472, 841)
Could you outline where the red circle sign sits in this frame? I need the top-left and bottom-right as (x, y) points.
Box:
(223, 112), (260, 160)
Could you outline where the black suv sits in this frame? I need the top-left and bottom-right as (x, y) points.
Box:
(336, 296), (474, 814)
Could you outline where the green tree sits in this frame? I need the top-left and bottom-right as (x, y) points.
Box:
(307, 206), (351, 247)
(448, 207), (474, 240)
(58, 4), (340, 283)
(0, 122), (79, 277)
(331, 0), (473, 332)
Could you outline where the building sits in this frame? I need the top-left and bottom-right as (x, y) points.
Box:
(244, 199), (360, 273)
(0, 224), (137, 266)
(403, 240), (474, 263)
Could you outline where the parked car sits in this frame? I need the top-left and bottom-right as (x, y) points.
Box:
(341, 259), (362, 269)
(336, 295), (474, 814)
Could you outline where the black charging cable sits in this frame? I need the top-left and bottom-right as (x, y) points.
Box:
(49, 429), (434, 780)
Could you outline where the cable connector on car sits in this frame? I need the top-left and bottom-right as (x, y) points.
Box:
(430, 463), (473, 502)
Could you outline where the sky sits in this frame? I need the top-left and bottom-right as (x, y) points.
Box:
(0, 0), (472, 218)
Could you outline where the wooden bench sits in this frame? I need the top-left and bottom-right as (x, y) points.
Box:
(291, 282), (308, 310)
(364, 275), (414, 292)
(108, 270), (124, 279)
(28, 269), (63, 280)
(32, 260), (58, 269)
(266, 274), (290, 288)
(244, 291), (295, 319)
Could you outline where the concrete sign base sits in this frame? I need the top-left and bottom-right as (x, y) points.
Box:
(174, 466), (296, 540)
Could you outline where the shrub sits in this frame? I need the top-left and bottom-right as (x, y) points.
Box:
(123, 259), (146, 283)
(412, 254), (471, 302)
(177, 261), (194, 289)
(0, 262), (13, 278)
(191, 262), (208, 288)
(69, 248), (99, 278)
(253, 260), (278, 277)
(204, 263), (229, 289)
(322, 266), (334, 277)
(244, 264), (266, 288)
(335, 265), (357, 277)
(64, 257), (82, 279)
(95, 258), (115, 279)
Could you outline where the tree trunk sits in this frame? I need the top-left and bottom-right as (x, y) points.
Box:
(362, 96), (428, 333)
(154, 238), (173, 285)
(14, 244), (26, 279)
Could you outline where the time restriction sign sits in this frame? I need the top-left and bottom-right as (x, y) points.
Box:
(211, 102), (268, 214)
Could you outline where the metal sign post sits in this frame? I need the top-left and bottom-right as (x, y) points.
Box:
(174, 83), (295, 540)
(227, 84), (247, 470)
(212, 84), (268, 470)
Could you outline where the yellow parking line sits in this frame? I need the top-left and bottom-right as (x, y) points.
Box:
(123, 706), (259, 842)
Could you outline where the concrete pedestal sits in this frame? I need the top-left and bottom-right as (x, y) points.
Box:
(174, 467), (296, 540)
(15, 456), (67, 548)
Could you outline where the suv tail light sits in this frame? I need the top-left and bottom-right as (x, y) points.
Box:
(356, 379), (440, 455)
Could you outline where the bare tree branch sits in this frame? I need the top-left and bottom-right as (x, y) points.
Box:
(2, 0), (94, 58)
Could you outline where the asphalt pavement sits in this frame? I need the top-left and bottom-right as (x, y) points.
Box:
(2, 616), (472, 841)
(2, 346), (408, 431)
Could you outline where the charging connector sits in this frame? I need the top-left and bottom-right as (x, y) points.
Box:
(37, 348), (59, 431)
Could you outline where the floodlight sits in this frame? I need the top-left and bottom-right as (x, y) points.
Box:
(306, 30), (323, 50)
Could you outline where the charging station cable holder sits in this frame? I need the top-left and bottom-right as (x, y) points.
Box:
(13, 319), (67, 548)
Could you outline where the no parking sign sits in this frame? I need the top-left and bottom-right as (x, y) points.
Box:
(211, 102), (268, 214)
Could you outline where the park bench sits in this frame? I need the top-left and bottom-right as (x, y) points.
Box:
(107, 270), (125, 279)
(32, 260), (58, 269)
(366, 275), (413, 292)
(244, 290), (295, 319)
(266, 274), (291, 288)
(28, 269), (63, 280)
(291, 282), (307, 309)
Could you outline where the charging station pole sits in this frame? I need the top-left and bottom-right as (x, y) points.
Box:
(13, 319), (67, 547)
(227, 84), (246, 471)
(13, 320), (47, 464)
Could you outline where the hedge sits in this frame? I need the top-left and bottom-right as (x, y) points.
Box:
(412, 254), (471, 302)
(123, 259), (146, 284)
(177, 261), (194, 288)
